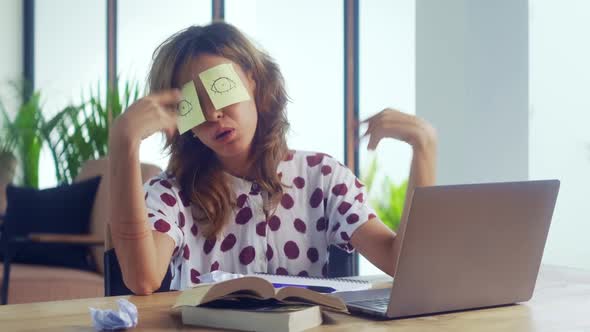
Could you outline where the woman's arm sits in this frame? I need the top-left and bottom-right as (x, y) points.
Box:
(351, 109), (437, 276)
(108, 90), (180, 295)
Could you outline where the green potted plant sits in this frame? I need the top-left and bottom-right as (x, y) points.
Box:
(0, 90), (45, 189)
(362, 157), (408, 231)
(0, 134), (17, 214)
(0, 87), (45, 214)
(43, 80), (140, 184)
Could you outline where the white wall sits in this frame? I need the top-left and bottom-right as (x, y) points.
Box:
(0, 0), (23, 116)
(416, 0), (529, 185)
(529, 0), (590, 270)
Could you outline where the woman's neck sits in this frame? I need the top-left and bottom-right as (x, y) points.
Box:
(217, 152), (254, 180)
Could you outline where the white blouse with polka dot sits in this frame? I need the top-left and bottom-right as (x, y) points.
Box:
(144, 150), (377, 290)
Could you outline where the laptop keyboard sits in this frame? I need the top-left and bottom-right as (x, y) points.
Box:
(348, 297), (390, 312)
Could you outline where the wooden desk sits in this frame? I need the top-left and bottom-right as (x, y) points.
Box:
(0, 265), (589, 331)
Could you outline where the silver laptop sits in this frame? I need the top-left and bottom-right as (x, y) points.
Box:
(335, 180), (560, 319)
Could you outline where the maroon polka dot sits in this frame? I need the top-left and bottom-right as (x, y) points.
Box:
(172, 246), (179, 255)
(332, 183), (348, 196)
(321, 165), (332, 176)
(178, 212), (185, 227)
(191, 224), (198, 236)
(310, 188), (324, 208)
(284, 151), (294, 161)
(346, 213), (359, 224)
(354, 193), (364, 203)
(220, 233), (237, 252)
(203, 237), (216, 254)
(316, 217), (328, 231)
(157, 209), (166, 216)
(256, 221), (267, 236)
(355, 178), (364, 188)
(293, 218), (307, 233)
(239, 246), (256, 265)
(237, 194), (248, 208)
(278, 172), (283, 179)
(235, 207), (253, 224)
(332, 222), (341, 232)
(369, 213), (377, 220)
(306, 154), (324, 167)
(276, 267), (288, 275)
(340, 232), (350, 241)
(322, 263), (328, 277)
(154, 219), (171, 232)
(266, 244), (274, 260)
(280, 193), (294, 209)
(149, 178), (159, 186)
(183, 245), (190, 259)
(307, 247), (319, 263)
(338, 201), (352, 215)
(210, 261), (220, 272)
(298, 271), (309, 277)
(160, 179), (172, 189)
(148, 213), (155, 218)
(160, 193), (177, 207)
(284, 241), (300, 259)
(144, 192), (148, 200)
(190, 268), (200, 284)
(178, 190), (190, 207)
(293, 177), (305, 189)
(268, 216), (281, 231)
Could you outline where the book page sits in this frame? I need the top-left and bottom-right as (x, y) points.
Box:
(173, 277), (275, 308)
(274, 287), (348, 313)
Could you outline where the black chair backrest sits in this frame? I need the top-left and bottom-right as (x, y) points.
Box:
(104, 248), (172, 296)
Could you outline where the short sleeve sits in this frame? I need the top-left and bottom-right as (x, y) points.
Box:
(323, 161), (377, 253)
(143, 175), (185, 258)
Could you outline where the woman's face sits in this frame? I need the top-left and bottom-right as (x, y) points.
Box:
(178, 54), (258, 160)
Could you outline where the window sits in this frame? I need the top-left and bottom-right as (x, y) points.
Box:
(118, 0), (212, 170)
(358, 0), (414, 275)
(226, 0), (345, 161)
(35, 0), (106, 188)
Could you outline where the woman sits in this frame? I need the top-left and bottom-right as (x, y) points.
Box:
(108, 22), (437, 294)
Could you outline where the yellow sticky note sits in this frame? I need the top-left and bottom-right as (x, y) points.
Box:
(177, 80), (205, 134)
(198, 63), (251, 110)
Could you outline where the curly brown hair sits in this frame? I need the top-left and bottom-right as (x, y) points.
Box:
(147, 22), (289, 237)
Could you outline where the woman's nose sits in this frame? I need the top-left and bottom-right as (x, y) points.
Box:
(204, 108), (224, 122)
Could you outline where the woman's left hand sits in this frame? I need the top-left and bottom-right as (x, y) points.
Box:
(362, 108), (437, 152)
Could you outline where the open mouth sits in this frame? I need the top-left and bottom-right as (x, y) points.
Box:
(215, 128), (234, 140)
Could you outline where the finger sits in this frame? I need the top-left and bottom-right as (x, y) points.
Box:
(367, 132), (384, 151)
(362, 111), (383, 124)
(150, 89), (182, 106)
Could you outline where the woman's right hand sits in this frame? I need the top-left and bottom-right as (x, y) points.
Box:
(110, 89), (182, 147)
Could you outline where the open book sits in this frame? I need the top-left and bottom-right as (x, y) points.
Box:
(173, 276), (349, 313)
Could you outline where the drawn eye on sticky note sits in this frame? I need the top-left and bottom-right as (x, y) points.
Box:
(198, 63), (251, 110)
(177, 80), (206, 134)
